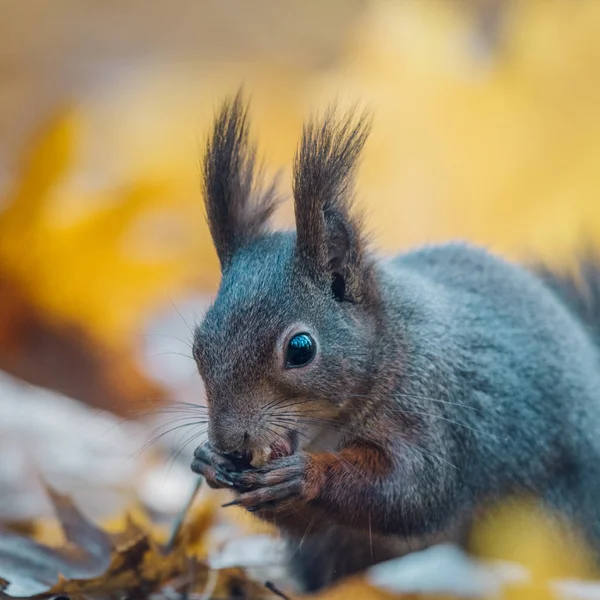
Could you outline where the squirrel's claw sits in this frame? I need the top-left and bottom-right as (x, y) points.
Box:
(224, 452), (323, 515)
(229, 481), (300, 514)
(191, 442), (238, 489)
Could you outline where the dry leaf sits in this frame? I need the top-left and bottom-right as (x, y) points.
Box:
(0, 489), (197, 599)
(0, 486), (112, 597)
(0, 482), (285, 600)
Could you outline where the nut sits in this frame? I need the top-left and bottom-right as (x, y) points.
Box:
(250, 446), (272, 467)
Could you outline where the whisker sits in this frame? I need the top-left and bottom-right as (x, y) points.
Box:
(411, 445), (459, 471)
(273, 413), (348, 428)
(288, 516), (316, 561)
(347, 392), (481, 412)
(378, 406), (502, 440)
(132, 420), (208, 459)
(171, 400), (209, 409)
(144, 351), (195, 361)
(335, 452), (372, 486)
(149, 415), (210, 430)
(269, 422), (310, 441)
(143, 332), (195, 350)
(263, 427), (282, 448)
(266, 396), (319, 413)
(262, 395), (288, 412)
(168, 294), (195, 336)
(272, 416), (361, 441)
(150, 408), (208, 420)
(272, 414), (342, 429)
(264, 426), (295, 453)
(274, 409), (343, 420)
(151, 404), (207, 413)
(278, 401), (496, 442)
(127, 399), (208, 419)
(167, 428), (208, 471)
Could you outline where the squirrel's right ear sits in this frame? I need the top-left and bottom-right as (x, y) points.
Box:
(202, 90), (280, 271)
(293, 106), (372, 302)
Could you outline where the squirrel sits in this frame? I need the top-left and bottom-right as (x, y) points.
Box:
(190, 91), (600, 591)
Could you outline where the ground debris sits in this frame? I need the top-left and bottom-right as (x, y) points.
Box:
(0, 482), (280, 600)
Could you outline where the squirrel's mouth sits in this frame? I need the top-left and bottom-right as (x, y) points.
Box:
(225, 430), (299, 469)
(249, 429), (298, 467)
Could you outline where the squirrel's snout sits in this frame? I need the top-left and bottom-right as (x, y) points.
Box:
(209, 424), (251, 456)
(209, 418), (295, 468)
(211, 429), (267, 468)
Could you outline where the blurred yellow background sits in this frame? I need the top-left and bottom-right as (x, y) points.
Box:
(0, 0), (599, 409)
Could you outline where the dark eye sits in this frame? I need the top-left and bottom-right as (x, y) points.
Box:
(286, 333), (316, 368)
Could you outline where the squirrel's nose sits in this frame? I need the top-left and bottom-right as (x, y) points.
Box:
(209, 421), (251, 455)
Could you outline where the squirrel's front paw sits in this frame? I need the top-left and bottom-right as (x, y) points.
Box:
(191, 442), (239, 490)
(224, 452), (325, 515)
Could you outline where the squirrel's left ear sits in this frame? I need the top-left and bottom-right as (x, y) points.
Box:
(293, 106), (372, 302)
(203, 89), (281, 271)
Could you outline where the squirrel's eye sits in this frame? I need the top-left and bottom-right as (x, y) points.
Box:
(286, 333), (316, 368)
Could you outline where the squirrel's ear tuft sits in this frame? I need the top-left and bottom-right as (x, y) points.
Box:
(202, 89), (281, 270)
(293, 105), (372, 301)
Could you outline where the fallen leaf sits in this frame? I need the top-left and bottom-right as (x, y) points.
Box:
(0, 486), (112, 597)
(0, 481), (284, 600)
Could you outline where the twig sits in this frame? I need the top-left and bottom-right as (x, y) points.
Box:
(167, 477), (203, 551)
(264, 581), (291, 600)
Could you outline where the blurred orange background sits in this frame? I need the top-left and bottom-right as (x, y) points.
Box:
(0, 0), (599, 411)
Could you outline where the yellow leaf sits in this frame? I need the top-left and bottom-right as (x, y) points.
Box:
(1, 108), (77, 235)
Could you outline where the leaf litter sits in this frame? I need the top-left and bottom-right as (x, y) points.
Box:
(0, 481), (286, 600)
(4, 481), (600, 600)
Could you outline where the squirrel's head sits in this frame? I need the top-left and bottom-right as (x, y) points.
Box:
(193, 91), (379, 462)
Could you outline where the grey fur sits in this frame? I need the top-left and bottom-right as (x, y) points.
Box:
(202, 90), (281, 270)
(191, 92), (600, 591)
(293, 105), (372, 287)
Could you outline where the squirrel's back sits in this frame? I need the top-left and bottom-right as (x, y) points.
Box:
(385, 241), (600, 488)
(389, 242), (600, 354)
